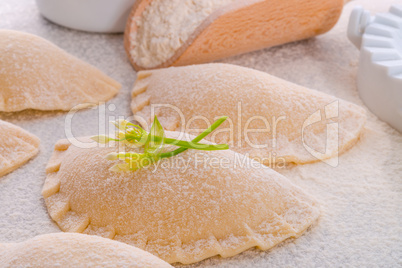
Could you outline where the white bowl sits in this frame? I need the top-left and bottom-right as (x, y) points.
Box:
(348, 4), (402, 132)
(36, 0), (136, 33)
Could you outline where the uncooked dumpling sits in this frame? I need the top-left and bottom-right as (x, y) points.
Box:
(43, 133), (320, 264)
(0, 233), (172, 267)
(131, 63), (366, 165)
(0, 120), (40, 177)
(0, 30), (121, 112)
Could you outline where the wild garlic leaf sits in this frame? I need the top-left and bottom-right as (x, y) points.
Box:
(144, 116), (165, 158)
(90, 135), (111, 144)
(111, 119), (129, 131)
(109, 163), (131, 172)
(163, 138), (228, 150)
(95, 116), (229, 172)
(160, 116), (228, 158)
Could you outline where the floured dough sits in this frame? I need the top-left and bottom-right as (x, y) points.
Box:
(0, 232), (173, 267)
(131, 63), (367, 165)
(0, 120), (40, 178)
(43, 133), (320, 264)
(0, 30), (121, 112)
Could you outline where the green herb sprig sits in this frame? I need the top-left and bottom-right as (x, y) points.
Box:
(91, 116), (228, 172)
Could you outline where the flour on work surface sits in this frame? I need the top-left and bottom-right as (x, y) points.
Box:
(0, 0), (400, 267)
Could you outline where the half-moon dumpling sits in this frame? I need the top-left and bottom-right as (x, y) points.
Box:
(131, 63), (367, 165)
(43, 133), (320, 264)
(0, 233), (173, 267)
(0, 30), (121, 112)
(0, 120), (40, 178)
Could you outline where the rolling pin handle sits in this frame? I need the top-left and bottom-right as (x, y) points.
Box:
(347, 6), (372, 49)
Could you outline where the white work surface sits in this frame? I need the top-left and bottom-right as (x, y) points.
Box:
(0, 0), (401, 267)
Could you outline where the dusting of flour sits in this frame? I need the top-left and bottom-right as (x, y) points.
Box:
(131, 0), (236, 68)
(0, 0), (401, 267)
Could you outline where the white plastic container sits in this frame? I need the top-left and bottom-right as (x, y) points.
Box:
(348, 5), (402, 132)
(35, 0), (136, 33)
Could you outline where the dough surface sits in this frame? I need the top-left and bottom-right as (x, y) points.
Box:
(0, 119), (40, 178)
(43, 133), (320, 264)
(0, 30), (121, 112)
(131, 63), (366, 165)
(0, 232), (172, 267)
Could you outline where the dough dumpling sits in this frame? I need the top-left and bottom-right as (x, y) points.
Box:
(131, 63), (366, 165)
(0, 233), (172, 267)
(0, 120), (40, 178)
(43, 133), (320, 264)
(0, 30), (121, 112)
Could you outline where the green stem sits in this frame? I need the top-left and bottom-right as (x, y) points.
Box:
(164, 138), (228, 150)
(160, 116), (228, 158)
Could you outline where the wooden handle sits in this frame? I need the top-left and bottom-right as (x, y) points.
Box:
(125, 0), (344, 70)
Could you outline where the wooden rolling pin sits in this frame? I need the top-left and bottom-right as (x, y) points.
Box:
(124, 0), (345, 70)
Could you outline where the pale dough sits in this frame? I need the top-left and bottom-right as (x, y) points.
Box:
(0, 30), (121, 112)
(0, 232), (173, 267)
(131, 63), (367, 165)
(43, 132), (320, 264)
(0, 119), (40, 178)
